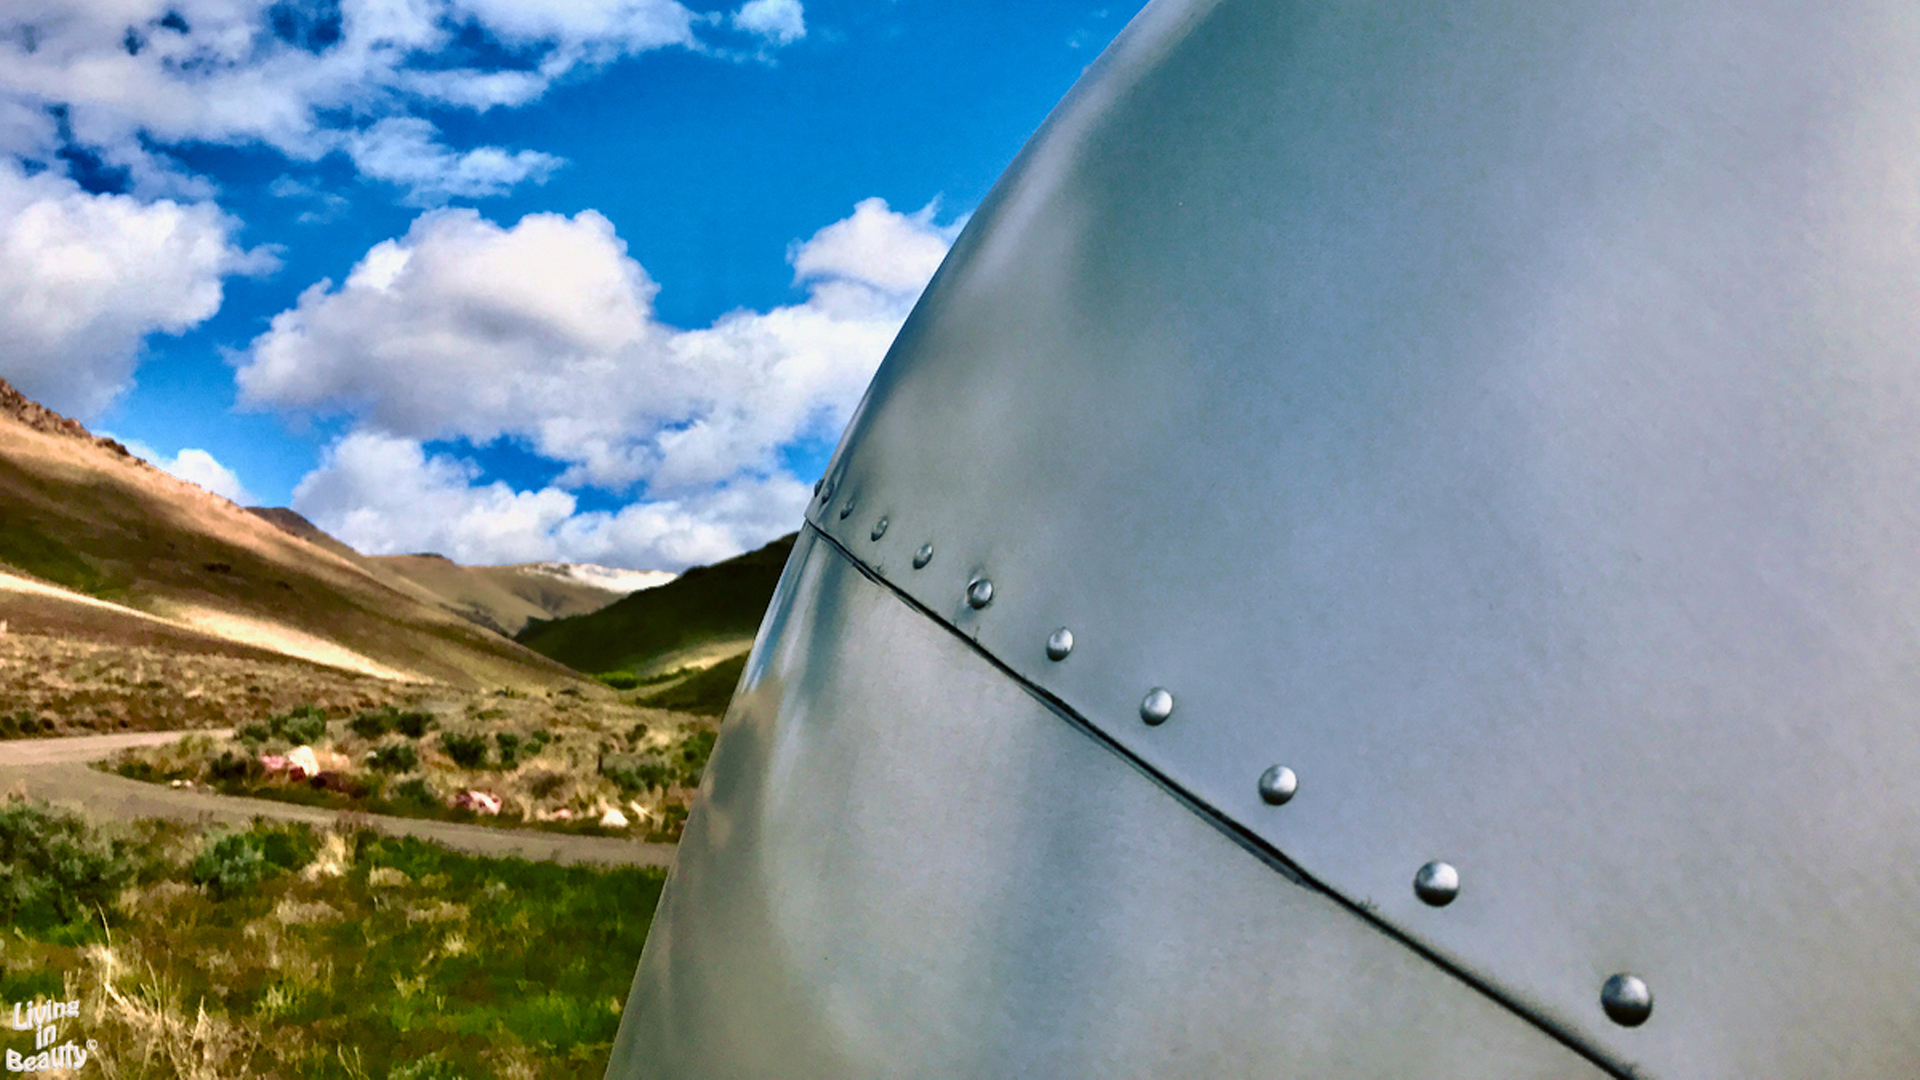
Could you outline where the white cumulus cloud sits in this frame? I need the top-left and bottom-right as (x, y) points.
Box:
(115, 437), (258, 504)
(291, 429), (809, 569)
(237, 197), (959, 490)
(291, 430), (580, 563)
(0, 163), (276, 417)
(344, 118), (563, 205)
(733, 0), (806, 46)
(249, 196), (961, 568)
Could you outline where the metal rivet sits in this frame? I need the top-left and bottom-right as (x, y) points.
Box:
(966, 577), (994, 609)
(1413, 861), (1460, 907)
(1046, 627), (1074, 661)
(1140, 687), (1174, 725)
(813, 478), (822, 495)
(839, 496), (855, 519)
(913, 544), (934, 569)
(871, 516), (888, 541)
(1258, 765), (1297, 805)
(1601, 974), (1653, 1027)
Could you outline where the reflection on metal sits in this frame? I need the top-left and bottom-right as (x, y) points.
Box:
(789, 0), (1920, 1072)
(605, 532), (1611, 1079)
(870, 516), (888, 541)
(1139, 687), (1174, 726)
(1258, 764), (1297, 806)
(1045, 627), (1074, 661)
(1414, 862), (1461, 908)
(912, 543), (934, 569)
(965, 577), (994, 609)
(838, 496), (855, 520)
(1600, 975), (1653, 1028)
(617, 0), (1920, 1074)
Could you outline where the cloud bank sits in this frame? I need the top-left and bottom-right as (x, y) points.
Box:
(242, 197), (960, 570)
(0, 163), (275, 416)
(0, 0), (796, 201)
(0, 0), (808, 416)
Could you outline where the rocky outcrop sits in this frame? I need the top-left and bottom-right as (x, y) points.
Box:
(0, 376), (133, 457)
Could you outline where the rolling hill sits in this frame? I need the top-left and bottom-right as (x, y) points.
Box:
(514, 532), (797, 679)
(0, 377), (586, 691)
(246, 507), (671, 636)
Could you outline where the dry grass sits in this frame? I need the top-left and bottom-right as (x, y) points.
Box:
(0, 631), (405, 735)
(76, 945), (264, 1080)
(101, 689), (718, 842)
(2, 809), (663, 1080)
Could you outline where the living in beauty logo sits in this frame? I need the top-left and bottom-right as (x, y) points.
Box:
(6, 999), (93, 1072)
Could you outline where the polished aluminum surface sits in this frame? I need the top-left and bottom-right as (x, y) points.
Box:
(606, 531), (1610, 1079)
(1046, 626), (1074, 661)
(965, 576), (994, 609)
(1601, 975), (1653, 1029)
(1138, 687), (1173, 726)
(912, 543), (934, 569)
(1414, 861), (1460, 908)
(1257, 764), (1297, 806)
(803, 0), (1920, 1073)
(870, 516), (888, 541)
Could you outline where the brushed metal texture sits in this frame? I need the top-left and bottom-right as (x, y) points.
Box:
(805, 0), (1920, 1074)
(605, 530), (1609, 1079)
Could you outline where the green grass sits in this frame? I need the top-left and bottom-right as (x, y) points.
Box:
(514, 533), (793, 677)
(0, 513), (133, 600)
(0, 803), (663, 1079)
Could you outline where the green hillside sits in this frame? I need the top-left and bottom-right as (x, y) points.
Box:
(637, 652), (750, 715)
(514, 532), (796, 676)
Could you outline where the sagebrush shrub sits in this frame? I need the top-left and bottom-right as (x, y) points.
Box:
(188, 825), (316, 897)
(393, 777), (435, 805)
(494, 732), (521, 768)
(440, 732), (488, 769)
(368, 743), (418, 773)
(0, 802), (130, 929)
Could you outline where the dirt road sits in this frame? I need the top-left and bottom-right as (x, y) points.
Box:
(0, 730), (678, 869)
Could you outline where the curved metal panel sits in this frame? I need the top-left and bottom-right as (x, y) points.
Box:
(805, 0), (1920, 1075)
(606, 530), (1609, 1079)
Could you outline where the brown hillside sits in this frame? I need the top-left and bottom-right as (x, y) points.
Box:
(244, 508), (636, 636)
(0, 378), (585, 691)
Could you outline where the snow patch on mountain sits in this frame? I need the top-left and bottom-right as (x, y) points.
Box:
(521, 563), (675, 595)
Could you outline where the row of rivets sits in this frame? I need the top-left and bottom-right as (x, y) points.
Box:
(835, 493), (1652, 1031)
(1249, 757), (1649, 1027)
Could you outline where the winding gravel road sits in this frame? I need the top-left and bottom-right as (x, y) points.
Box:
(0, 730), (678, 869)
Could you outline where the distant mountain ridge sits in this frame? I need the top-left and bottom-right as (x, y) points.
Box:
(515, 532), (796, 679)
(0, 376), (584, 689)
(244, 507), (669, 636)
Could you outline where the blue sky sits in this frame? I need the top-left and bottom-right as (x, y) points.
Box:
(0, 0), (1138, 570)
